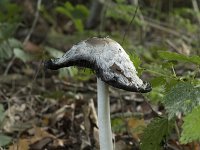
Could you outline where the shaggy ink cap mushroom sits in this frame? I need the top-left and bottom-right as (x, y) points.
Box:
(44, 37), (152, 93)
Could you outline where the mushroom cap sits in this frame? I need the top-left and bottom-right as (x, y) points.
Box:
(45, 37), (151, 93)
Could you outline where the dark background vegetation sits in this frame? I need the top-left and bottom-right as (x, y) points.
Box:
(0, 0), (200, 149)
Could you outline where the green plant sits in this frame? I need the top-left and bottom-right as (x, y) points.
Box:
(140, 117), (173, 150)
(106, 0), (143, 27)
(140, 50), (200, 149)
(55, 2), (89, 32)
(0, 0), (22, 62)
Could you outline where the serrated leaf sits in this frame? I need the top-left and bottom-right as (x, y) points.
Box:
(13, 48), (34, 62)
(163, 82), (200, 119)
(180, 106), (200, 144)
(140, 117), (173, 150)
(158, 51), (200, 65)
(0, 134), (12, 146)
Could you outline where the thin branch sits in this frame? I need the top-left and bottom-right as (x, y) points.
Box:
(144, 18), (191, 43)
(122, 5), (139, 45)
(3, 56), (16, 76)
(4, 0), (42, 76)
(23, 0), (42, 45)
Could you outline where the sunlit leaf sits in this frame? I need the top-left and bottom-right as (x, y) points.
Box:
(64, 2), (74, 11)
(74, 19), (84, 32)
(129, 52), (141, 71)
(13, 48), (34, 62)
(55, 7), (72, 18)
(151, 77), (166, 87)
(163, 82), (200, 119)
(45, 47), (64, 58)
(158, 51), (200, 65)
(180, 106), (200, 144)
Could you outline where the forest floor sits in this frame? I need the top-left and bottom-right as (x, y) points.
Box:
(0, 0), (200, 150)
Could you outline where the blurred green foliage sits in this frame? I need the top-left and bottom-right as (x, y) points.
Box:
(55, 2), (89, 32)
(0, 0), (22, 62)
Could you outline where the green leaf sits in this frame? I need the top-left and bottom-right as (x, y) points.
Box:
(148, 86), (165, 103)
(163, 82), (200, 119)
(13, 48), (34, 62)
(45, 47), (64, 58)
(129, 52), (141, 70)
(151, 77), (166, 87)
(180, 106), (200, 144)
(64, 2), (74, 12)
(140, 117), (173, 150)
(0, 104), (5, 123)
(0, 38), (22, 61)
(111, 117), (126, 133)
(0, 1), (22, 23)
(73, 4), (89, 19)
(55, 6), (72, 18)
(74, 19), (84, 32)
(0, 134), (12, 146)
(158, 51), (200, 65)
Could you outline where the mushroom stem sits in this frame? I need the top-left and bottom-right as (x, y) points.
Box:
(97, 78), (113, 150)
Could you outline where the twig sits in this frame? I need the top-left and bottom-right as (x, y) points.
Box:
(3, 0), (42, 76)
(29, 60), (43, 93)
(3, 56), (16, 76)
(165, 39), (180, 52)
(3, 40), (16, 76)
(144, 18), (191, 43)
(86, 0), (105, 29)
(23, 0), (42, 45)
(142, 96), (162, 118)
(122, 5), (139, 45)
(175, 120), (180, 138)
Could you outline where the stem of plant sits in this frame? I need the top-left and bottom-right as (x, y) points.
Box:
(97, 78), (113, 150)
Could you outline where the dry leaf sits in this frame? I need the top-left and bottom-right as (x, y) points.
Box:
(127, 117), (146, 141)
(9, 139), (29, 150)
